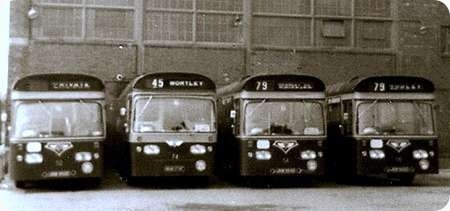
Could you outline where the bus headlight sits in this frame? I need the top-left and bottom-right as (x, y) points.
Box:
(412, 150), (428, 159)
(255, 151), (272, 160)
(256, 140), (270, 149)
(369, 150), (385, 159)
(26, 142), (42, 152)
(75, 152), (92, 162)
(301, 150), (317, 160)
(195, 160), (206, 172)
(190, 144), (206, 155)
(143, 145), (160, 155)
(25, 153), (43, 164)
(418, 159), (430, 170)
(81, 162), (94, 174)
(306, 160), (318, 171)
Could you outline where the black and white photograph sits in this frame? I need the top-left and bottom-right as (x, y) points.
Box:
(0, 0), (449, 210)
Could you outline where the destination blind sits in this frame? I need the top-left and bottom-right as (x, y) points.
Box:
(134, 73), (215, 91)
(14, 74), (104, 91)
(243, 75), (325, 92)
(354, 76), (434, 93)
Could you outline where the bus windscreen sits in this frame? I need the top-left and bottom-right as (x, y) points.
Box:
(12, 101), (104, 139)
(244, 100), (324, 136)
(133, 97), (215, 133)
(357, 100), (434, 136)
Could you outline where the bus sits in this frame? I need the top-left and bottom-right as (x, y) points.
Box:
(115, 72), (216, 181)
(9, 74), (106, 188)
(326, 76), (438, 183)
(0, 100), (6, 180)
(217, 74), (327, 181)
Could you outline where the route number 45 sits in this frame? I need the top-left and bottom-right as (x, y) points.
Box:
(152, 79), (164, 88)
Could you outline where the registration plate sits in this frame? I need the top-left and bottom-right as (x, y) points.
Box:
(385, 166), (415, 173)
(164, 165), (185, 173)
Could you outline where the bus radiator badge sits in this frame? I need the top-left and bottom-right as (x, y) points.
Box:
(273, 141), (298, 154)
(386, 139), (410, 153)
(45, 142), (74, 156)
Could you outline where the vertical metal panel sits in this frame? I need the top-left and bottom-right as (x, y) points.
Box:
(85, 0), (135, 6)
(147, 0), (193, 9)
(253, 17), (311, 47)
(196, 14), (243, 43)
(32, 7), (83, 39)
(40, 0), (83, 4)
(355, 0), (391, 17)
(144, 12), (194, 41)
(356, 21), (391, 48)
(197, 0), (243, 11)
(86, 9), (134, 39)
(253, 0), (311, 14)
(314, 0), (352, 16)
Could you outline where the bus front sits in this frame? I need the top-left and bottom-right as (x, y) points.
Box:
(9, 74), (106, 187)
(355, 98), (438, 179)
(126, 73), (217, 178)
(235, 75), (327, 177)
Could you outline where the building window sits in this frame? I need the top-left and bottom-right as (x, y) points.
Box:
(145, 0), (244, 44)
(32, 0), (135, 40)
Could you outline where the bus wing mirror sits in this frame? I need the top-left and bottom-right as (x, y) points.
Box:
(119, 107), (127, 117)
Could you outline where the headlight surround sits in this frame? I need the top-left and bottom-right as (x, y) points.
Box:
(255, 151), (272, 160)
(300, 150), (317, 160)
(412, 149), (429, 160)
(26, 142), (42, 152)
(190, 144), (206, 155)
(143, 144), (160, 155)
(369, 150), (385, 159)
(25, 153), (43, 164)
(75, 152), (92, 162)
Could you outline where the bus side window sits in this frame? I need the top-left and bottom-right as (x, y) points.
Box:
(342, 100), (353, 135)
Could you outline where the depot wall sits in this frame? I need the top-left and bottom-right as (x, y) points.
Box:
(8, 0), (450, 164)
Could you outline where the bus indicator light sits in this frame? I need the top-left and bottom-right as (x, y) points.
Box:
(307, 160), (318, 171)
(419, 159), (430, 170)
(81, 162), (94, 174)
(195, 160), (207, 172)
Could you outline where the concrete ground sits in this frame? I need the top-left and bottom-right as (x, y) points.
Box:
(0, 169), (449, 211)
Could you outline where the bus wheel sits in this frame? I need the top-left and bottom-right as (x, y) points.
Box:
(14, 181), (26, 189)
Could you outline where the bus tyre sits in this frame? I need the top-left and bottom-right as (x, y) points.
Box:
(14, 181), (26, 189)
(390, 173), (415, 185)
